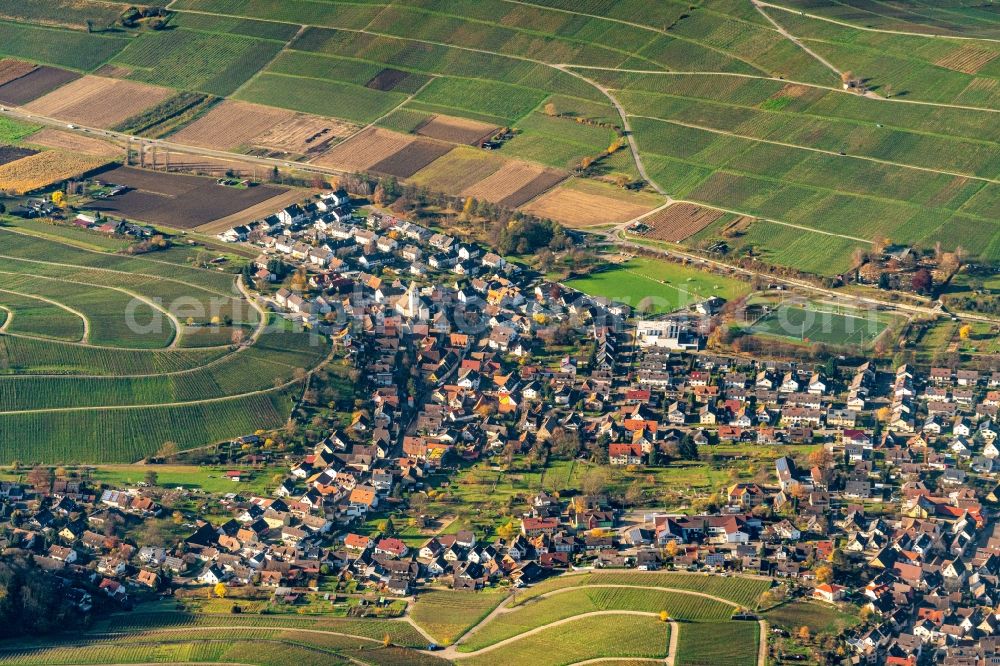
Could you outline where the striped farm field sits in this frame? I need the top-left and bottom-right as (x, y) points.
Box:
(0, 627), (447, 666)
(0, 328), (327, 411)
(0, 388), (296, 463)
(0, 0), (988, 278)
(0, 291), (85, 341)
(459, 586), (732, 652)
(95, 609), (428, 647)
(410, 589), (508, 646)
(0, 337), (229, 376)
(456, 614), (669, 666)
(0, 217), (328, 463)
(511, 571), (770, 609)
(675, 621), (759, 666)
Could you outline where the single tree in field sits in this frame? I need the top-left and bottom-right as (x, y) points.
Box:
(959, 324), (972, 340)
(27, 466), (54, 493)
(213, 582), (227, 598)
(461, 197), (475, 221)
(144, 470), (158, 487)
(543, 102), (557, 116)
(911, 268), (933, 295)
(798, 625), (811, 642)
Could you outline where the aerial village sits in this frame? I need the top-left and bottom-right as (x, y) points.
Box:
(4, 191), (1000, 664)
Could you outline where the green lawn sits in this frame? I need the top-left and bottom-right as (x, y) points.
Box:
(748, 304), (890, 347)
(764, 600), (859, 636)
(13, 464), (285, 494)
(0, 118), (41, 144)
(565, 257), (749, 314)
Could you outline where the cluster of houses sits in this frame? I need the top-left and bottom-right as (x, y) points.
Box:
(70, 213), (154, 239)
(0, 480), (164, 608)
(5, 188), (1000, 662)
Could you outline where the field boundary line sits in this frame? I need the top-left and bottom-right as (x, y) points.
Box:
(0, 268), (182, 349)
(450, 581), (747, 658)
(0, 287), (90, 343)
(0, 334), (332, 415)
(758, 0), (1000, 43)
(447, 611), (666, 660)
(553, 65), (669, 197)
(757, 619), (768, 666)
(751, 0), (842, 76)
(0, 226), (244, 295)
(564, 66), (1000, 115)
(336, 75), (438, 147)
(227, 24), (308, 100)
(499, 0), (770, 76)
(627, 114), (1000, 185)
(668, 201), (871, 244)
(83, 624), (384, 644)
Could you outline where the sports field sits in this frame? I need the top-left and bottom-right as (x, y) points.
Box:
(748, 303), (891, 346)
(0, 218), (327, 463)
(565, 256), (749, 314)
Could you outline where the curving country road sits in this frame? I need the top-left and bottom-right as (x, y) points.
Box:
(432, 580), (765, 666)
(0, 286), (90, 342)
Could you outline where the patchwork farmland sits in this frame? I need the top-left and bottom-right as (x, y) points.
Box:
(0, 0), (996, 268)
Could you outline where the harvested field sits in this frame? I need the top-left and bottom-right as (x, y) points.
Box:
(462, 161), (549, 202)
(24, 128), (124, 158)
(253, 113), (358, 156)
(312, 127), (416, 171)
(169, 100), (296, 151)
(368, 140), (452, 178)
(638, 203), (724, 241)
(498, 170), (566, 208)
(0, 145), (37, 166)
(365, 67), (412, 91)
(415, 114), (498, 145)
(25, 76), (173, 129)
(0, 66), (79, 106)
(463, 161), (566, 208)
(0, 151), (109, 194)
(84, 166), (288, 228)
(0, 59), (36, 86)
(197, 189), (311, 234)
(522, 182), (658, 227)
(409, 146), (504, 192)
(936, 46), (998, 74)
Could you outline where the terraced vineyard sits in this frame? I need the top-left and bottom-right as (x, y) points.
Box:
(459, 587), (733, 652)
(510, 571), (771, 608)
(0, 219), (327, 463)
(0, 0), (993, 272)
(456, 614), (670, 666)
